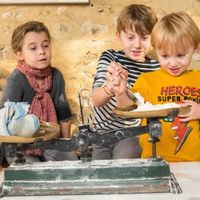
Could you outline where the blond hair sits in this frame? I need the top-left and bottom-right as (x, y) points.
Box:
(151, 11), (200, 53)
(11, 21), (51, 54)
(117, 4), (157, 36)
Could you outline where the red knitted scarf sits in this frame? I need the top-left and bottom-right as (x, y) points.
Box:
(17, 62), (58, 123)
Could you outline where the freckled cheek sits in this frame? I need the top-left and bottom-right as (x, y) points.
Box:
(142, 41), (150, 47)
(159, 60), (168, 67)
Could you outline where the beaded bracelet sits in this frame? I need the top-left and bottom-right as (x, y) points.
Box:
(102, 83), (114, 97)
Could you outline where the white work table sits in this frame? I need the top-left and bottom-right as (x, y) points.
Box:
(0, 162), (200, 200)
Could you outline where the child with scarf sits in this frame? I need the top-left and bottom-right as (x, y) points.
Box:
(1, 21), (78, 162)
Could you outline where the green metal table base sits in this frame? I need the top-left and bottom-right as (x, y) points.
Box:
(2, 158), (172, 196)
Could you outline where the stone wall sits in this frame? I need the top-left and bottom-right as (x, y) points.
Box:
(0, 0), (200, 122)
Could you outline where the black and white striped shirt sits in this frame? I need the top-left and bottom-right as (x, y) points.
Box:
(92, 49), (160, 133)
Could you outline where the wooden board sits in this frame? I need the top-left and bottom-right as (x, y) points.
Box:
(113, 106), (191, 119)
(0, 121), (60, 143)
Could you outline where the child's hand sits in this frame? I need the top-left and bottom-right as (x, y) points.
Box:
(107, 62), (128, 79)
(178, 100), (200, 122)
(106, 62), (128, 95)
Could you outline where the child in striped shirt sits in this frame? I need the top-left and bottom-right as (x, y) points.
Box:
(91, 4), (160, 160)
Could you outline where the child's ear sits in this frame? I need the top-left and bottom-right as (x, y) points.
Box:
(194, 43), (200, 53)
(17, 51), (24, 61)
(116, 31), (120, 39)
(197, 43), (200, 51)
(116, 31), (123, 45)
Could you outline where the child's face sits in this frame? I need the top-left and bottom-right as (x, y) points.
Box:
(116, 27), (151, 62)
(17, 31), (51, 69)
(156, 46), (196, 76)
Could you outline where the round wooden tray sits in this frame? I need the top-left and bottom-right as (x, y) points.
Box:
(113, 106), (191, 119)
(0, 121), (60, 144)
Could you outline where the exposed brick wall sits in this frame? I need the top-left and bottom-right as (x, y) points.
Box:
(0, 0), (199, 123)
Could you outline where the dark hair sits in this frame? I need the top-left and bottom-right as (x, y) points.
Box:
(117, 4), (158, 36)
(11, 21), (51, 54)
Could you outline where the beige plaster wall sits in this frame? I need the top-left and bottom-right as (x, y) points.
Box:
(0, 0), (200, 122)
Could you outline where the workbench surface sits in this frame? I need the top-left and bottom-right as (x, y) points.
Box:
(0, 162), (199, 200)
